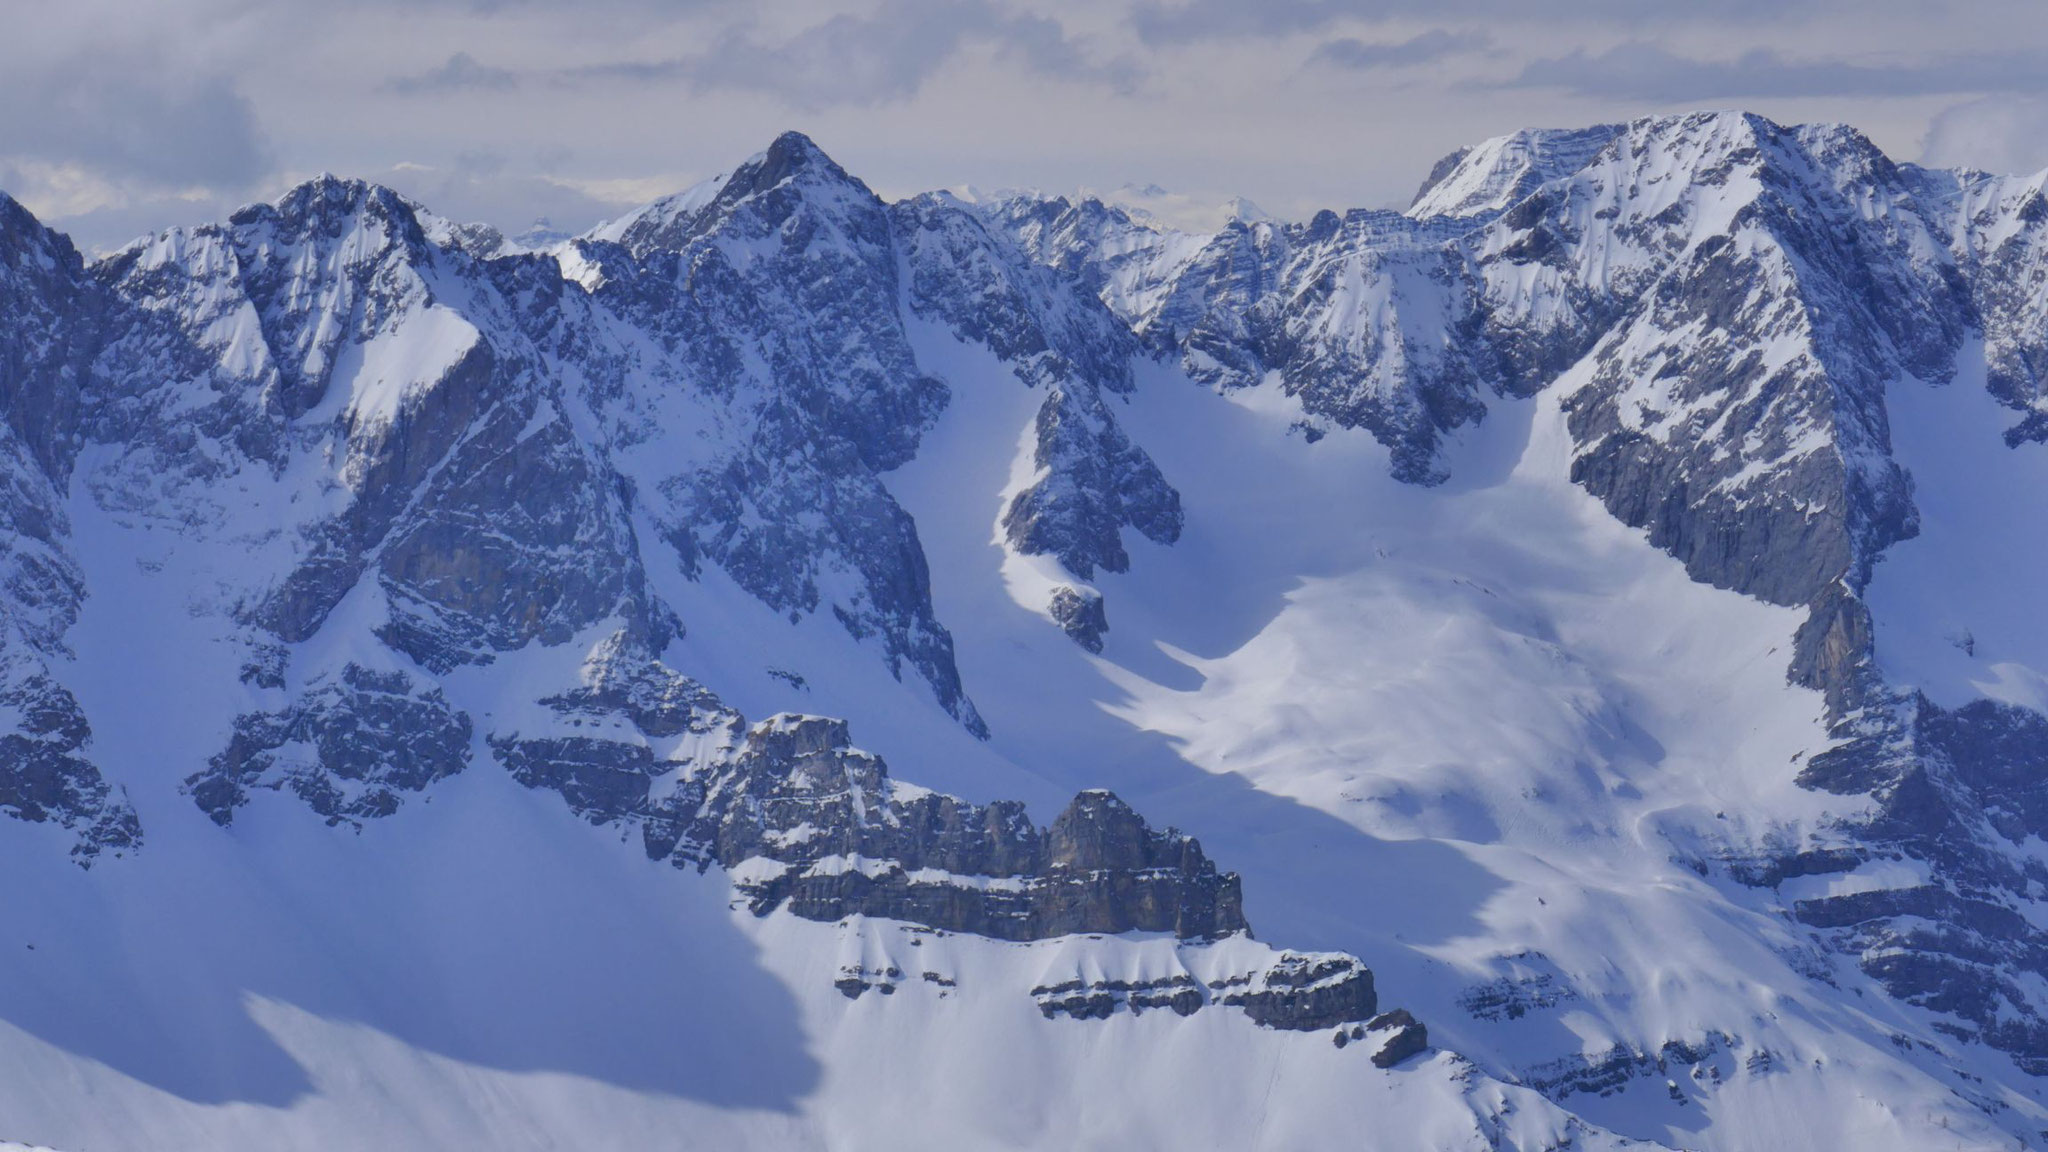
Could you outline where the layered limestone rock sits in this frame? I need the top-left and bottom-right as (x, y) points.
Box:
(1032, 950), (1378, 1031)
(646, 714), (1246, 942)
(1364, 1008), (1431, 1068)
(489, 703), (1393, 1033)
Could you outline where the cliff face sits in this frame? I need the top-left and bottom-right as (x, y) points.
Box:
(656, 715), (1246, 943)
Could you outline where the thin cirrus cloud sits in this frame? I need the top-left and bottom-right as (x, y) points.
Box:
(385, 52), (521, 95)
(386, 0), (1137, 111)
(1510, 43), (2048, 102)
(1309, 29), (1490, 70)
(1126, 0), (1801, 45)
(579, 0), (1139, 109)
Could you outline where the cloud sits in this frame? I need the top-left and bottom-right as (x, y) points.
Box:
(559, 0), (1137, 109)
(1922, 96), (2048, 175)
(1509, 42), (2048, 102)
(374, 151), (623, 235)
(387, 52), (520, 95)
(1310, 29), (1489, 70)
(1127, 0), (1796, 46)
(0, 54), (272, 193)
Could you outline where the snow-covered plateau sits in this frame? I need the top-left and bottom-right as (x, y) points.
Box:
(4, 111), (2048, 1149)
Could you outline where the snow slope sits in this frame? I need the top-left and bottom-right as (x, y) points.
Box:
(5, 115), (2048, 1151)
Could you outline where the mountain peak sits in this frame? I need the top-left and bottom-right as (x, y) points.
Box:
(587, 130), (879, 257)
(720, 129), (867, 205)
(0, 191), (81, 278)
(764, 130), (834, 172)
(1408, 121), (1624, 220)
(234, 174), (429, 246)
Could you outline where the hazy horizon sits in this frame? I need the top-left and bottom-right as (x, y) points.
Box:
(11, 0), (2048, 252)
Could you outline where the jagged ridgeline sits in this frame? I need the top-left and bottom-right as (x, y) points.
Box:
(989, 113), (2048, 1077)
(7, 110), (2048, 1150)
(0, 132), (1391, 1045)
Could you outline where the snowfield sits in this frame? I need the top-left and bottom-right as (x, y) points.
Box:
(2, 114), (2048, 1151)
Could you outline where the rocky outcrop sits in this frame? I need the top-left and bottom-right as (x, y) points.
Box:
(895, 191), (1182, 593)
(1456, 957), (1579, 1022)
(0, 193), (137, 862)
(1032, 951), (1379, 1031)
(1364, 1008), (1430, 1067)
(1784, 696), (2048, 1073)
(645, 714), (1246, 942)
(1907, 164), (2048, 443)
(488, 696), (1391, 1033)
(1213, 951), (1380, 1031)
(490, 694), (1391, 1034)
(0, 661), (140, 862)
(188, 663), (472, 826)
(1001, 384), (1182, 579)
(485, 633), (745, 826)
(1047, 585), (1107, 652)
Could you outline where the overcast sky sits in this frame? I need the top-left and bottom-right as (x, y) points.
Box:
(9, 0), (2048, 251)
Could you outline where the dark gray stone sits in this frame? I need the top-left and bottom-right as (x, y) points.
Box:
(649, 715), (1247, 943)
(1366, 1008), (1430, 1068)
(188, 663), (473, 827)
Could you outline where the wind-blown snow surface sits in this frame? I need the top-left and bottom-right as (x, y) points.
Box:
(0, 336), (1643, 1152)
(6, 116), (2048, 1151)
(1867, 344), (2048, 713)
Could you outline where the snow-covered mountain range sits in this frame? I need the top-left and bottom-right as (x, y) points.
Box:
(5, 112), (2048, 1149)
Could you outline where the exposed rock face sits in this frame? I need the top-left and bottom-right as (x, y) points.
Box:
(1366, 1008), (1430, 1067)
(491, 703), (1386, 1032)
(1047, 585), (1107, 652)
(1218, 951), (1381, 1031)
(573, 135), (984, 733)
(1521, 1035), (1737, 1103)
(894, 191), (1138, 395)
(56, 130), (1200, 851)
(0, 666), (141, 861)
(1407, 124), (1626, 219)
(1033, 951), (1378, 1030)
(892, 189), (1180, 619)
(6, 130), (1207, 874)
(645, 714), (1247, 942)
(987, 194), (1491, 483)
(1549, 118), (1957, 613)
(485, 633), (746, 826)
(1761, 174), (2048, 1076)
(1908, 164), (2048, 444)
(1001, 384), (1182, 579)
(189, 664), (473, 826)
(1787, 696), (2048, 1073)
(1034, 973), (1204, 1020)
(989, 114), (1951, 598)
(0, 135), (1192, 881)
(34, 129), (1191, 849)
(0, 193), (137, 862)
(976, 112), (2048, 1079)
(1456, 953), (1579, 1022)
